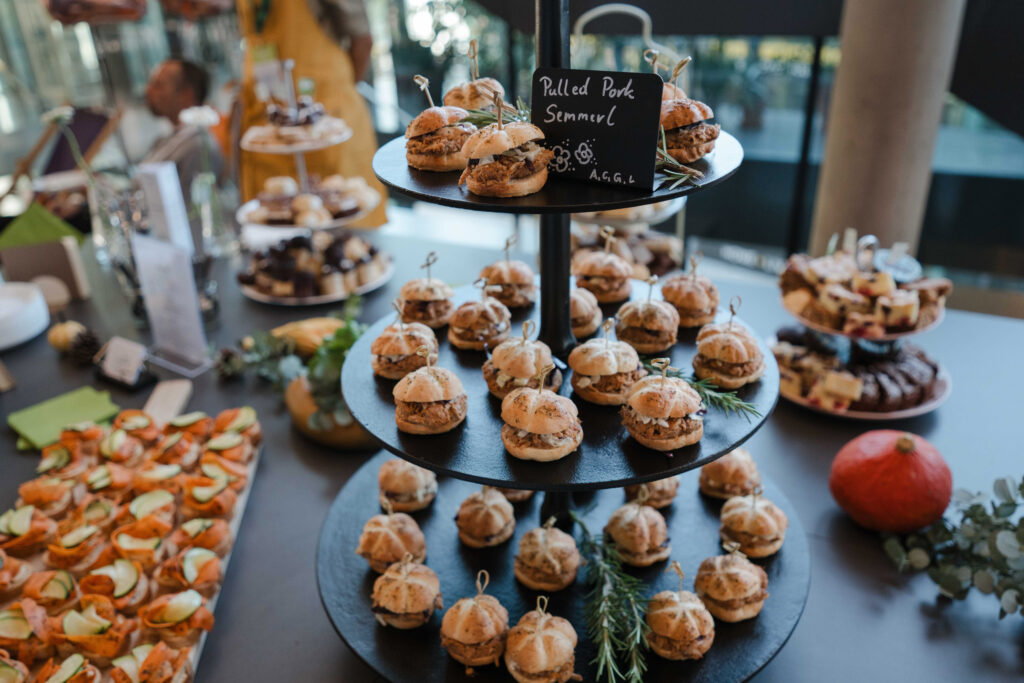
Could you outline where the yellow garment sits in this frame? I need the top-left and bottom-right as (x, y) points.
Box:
(237, 0), (387, 227)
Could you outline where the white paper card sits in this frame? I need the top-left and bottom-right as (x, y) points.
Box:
(131, 234), (208, 367)
(101, 336), (148, 385)
(137, 162), (194, 254)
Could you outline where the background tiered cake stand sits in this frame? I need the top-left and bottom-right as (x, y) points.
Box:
(317, 2), (809, 680)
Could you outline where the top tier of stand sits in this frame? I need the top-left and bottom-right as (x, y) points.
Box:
(371, 132), (743, 215)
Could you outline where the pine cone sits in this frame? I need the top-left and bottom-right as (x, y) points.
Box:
(68, 329), (102, 366)
(215, 348), (246, 380)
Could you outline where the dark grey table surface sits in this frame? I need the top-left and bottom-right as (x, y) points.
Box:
(2, 232), (1023, 683)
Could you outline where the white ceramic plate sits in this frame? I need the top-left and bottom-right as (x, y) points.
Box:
(0, 282), (50, 351)
(240, 260), (394, 307)
(235, 188), (381, 231)
(572, 197), (685, 228)
(781, 295), (945, 342)
(240, 119), (353, 154)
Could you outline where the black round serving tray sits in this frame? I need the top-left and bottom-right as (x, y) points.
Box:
(372, 132), (742, 214)
(317, 451), (810, 683)
(341, 283), (779, 491)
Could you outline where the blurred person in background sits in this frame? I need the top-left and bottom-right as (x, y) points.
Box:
(143, 58), (224, 197)
(236, 0), (387, 227)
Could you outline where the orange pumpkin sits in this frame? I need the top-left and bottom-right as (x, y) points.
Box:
(829, 430), (951, 533)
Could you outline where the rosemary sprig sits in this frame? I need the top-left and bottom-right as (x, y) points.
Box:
(571, 511), (649, 683)
(460, 96), (531, 128)
(655, 126), (704, 189)
(641, 359), (761, 420)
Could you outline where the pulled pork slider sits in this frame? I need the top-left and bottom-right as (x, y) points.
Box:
(504, 597), (579, 683)
(441, 570), (509, 670)
(569, 288), (601, 338)
(615, 298), (680, 354)
(405, 105), (476, 171)
(695, 550), (769, 622)
(371, 556), (443, 629)
(568, 327), (647, 406)
(455, 487), (515, 548)
(698, 447), (761, 500)
(448, 295), (512, 351)
(356, 507), (427, 573)
(398, 277), (454, 329)
(458, 121), (554, 198)
(514, 518), (581, 592)
(719, 494), (788, 558)
(501, 377), (583, 462)
(378, 458), (438, 512)
(483, 323), (562, 400)
(392, 354), (467, 435)
(660, 97), (720, 164)
(497, 488), (534, 503)
(444, 77), (505, 111)
(572, 250), (632, 304)
(371, 319), (438, 380)
(480, 259), (537, 309)
(604, 500), (671, 567)
(693, 320), (765, 389)
(646, 561), (715, 661)
(621, 364), (705, 451)
(662, 269), (719, 328)
(624, 476), (679, 509)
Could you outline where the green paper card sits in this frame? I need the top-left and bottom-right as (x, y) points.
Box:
(7, 386), (120, 449)
(0, 202), (85, 249)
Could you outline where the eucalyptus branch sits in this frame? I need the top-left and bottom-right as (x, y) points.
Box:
(641, 360), (761, 420)
(571, 511), (649, 683)
(883, 475), (1024, 619)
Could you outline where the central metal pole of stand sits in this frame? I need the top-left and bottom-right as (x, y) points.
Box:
(535, 0), (575, 529)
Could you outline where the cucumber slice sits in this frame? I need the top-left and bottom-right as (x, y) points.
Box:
(159, 589), (202, 623)
(0, 510), (11, 535)
(90, 559), (139, 598)
(63, 606), (110, 636)
(116, 534), (161, 551)
(226, 406), (256, 433)
(190, 479), (228, 503)
(8, 506), (34, 537)
(171, 411), (207, 427)
(64, 421), (95, 433)
(37, 446), (71, 473)
(200, 462), (236, 482)
(100, 430), (127, 458)
(181, 518), (213, 538)
(111, 655), (139, 683)
(131, 643), (154, 665)
(86, 466), (111, 490)
(141, 463), (181, 481)
(0, 659), (24, 683)
(44, 654), (85, 683)
(121, 415), (150, 430)
(159, 432), (183, 452)
(0, 611), (31, 640)
(206, 432), (243, 451)
(83, 499), (113, 522)
(183, 548), (218, 584)
(40, 571), (72, 600)
(129, 490), (174, 520)
(59, 524), (98, 549)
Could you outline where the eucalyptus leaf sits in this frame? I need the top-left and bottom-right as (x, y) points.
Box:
(974, 570), (996, 594)
(996, 530), (1021, 559)
(1006, 555), (1024, 571)
(952, 489), (976, 506)
(954, 566), (973, 583)
(999, 589), (1019, 615)
(908, 548), (931, 570)
(1017, 525), (1024, 546)
(332, 406), (354, 427)
(994, 478), (1016, 504)
(995, 502), (1018, 519)
(883, 537), (908, 571)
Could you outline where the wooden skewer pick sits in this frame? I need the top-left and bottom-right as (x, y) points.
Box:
(667, 560), (685, 593)
(689, 251), (702, 282)
(413, 74), (434, 108)
(728, 295), (741, 330)
(475, 569), (489, 596)
(415, 345), (436, 367)
(381, 498), (394, 516)
(504, 234), (517, 263)
(723, 541), (746, 559)
(646, 275), (658, 302)
(643, 48), (661, 75)
(671, 56), (692, 88)
(536, 595), (549, 614)
(474, 276), (488, 301)
(536, 362), (555, 392)
(601, 318), (614, 348)
(468, 39), (479, 81)
(543, 516), (557, 529)
(494, 91), (504, 130)
(520, 320), (535, 345)
(391, 298), (405, 331)
(600, 226), (615, 253)
(651, 357), (672, 387)
(421, 251), (438, 284)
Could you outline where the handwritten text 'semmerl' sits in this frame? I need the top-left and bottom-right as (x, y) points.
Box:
(531, 67), (663, 191)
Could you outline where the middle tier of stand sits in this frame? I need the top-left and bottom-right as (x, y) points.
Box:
(341, 281), (780, 491)
(372, 132), (743, 215)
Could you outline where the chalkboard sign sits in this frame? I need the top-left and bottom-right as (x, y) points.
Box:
(531, 67), (663, 191)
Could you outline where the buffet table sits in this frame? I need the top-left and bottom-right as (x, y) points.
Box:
(1, 232), (1022, 682)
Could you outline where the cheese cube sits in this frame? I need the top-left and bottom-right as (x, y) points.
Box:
(806, 381), (850, 412)
(818, 283), (871, 316)
(782, 289), (813, 316)
(779, 367), (804, 398)
(842, 312), (885, 338)
(807, 253), (857, 286)
(823, 371), (864, 402)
